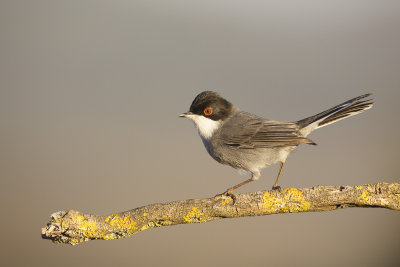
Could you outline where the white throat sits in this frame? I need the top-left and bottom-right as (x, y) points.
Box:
(186, 114), (221, 140)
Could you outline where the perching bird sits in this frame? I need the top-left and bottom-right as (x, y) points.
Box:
(180, 91), (373, 201)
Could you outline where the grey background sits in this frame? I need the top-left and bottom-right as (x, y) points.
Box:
(1, 0), (399, 266)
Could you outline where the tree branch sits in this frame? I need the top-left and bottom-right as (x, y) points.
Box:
(42, 182), (400, 245)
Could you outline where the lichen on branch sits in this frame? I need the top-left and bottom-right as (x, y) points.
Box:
(41, 182), (400, 245)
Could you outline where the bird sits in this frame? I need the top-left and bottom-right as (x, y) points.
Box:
(180, 91), (373, 201)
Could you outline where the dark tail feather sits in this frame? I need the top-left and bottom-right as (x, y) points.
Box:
(297, 93), (374, 134)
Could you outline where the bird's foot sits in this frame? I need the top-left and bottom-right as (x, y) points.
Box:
(272, 185), (281, 191)
(215, 191), (237, 204)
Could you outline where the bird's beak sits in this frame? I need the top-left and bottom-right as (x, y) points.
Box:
(179, 112), (193, 118)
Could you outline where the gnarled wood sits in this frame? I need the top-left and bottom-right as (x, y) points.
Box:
(41, 182), (400, 245)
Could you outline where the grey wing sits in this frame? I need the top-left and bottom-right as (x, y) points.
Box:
(219, 112), (315, 148)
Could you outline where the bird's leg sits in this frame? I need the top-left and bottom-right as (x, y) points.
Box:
(216, 172), (259, 204)
(272, 161), (285, 190)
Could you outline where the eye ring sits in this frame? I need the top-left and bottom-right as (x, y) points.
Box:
(203, 107), (213, 116)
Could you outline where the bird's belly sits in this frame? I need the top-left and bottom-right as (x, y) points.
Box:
(209, 143), (295, 172)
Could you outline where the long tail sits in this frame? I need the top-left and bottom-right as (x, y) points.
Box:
(297, 93), (374, 136)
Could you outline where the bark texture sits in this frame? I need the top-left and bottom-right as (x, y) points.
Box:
(42, 182), (400, 245)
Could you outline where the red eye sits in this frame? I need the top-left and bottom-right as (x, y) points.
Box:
(203, 107), (213, 116)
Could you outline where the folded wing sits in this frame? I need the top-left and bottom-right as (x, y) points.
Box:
(219, 112), (315, 148)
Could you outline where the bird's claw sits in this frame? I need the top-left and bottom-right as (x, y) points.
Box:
(215, 191), (237, 204)
(272, 185), (281, 191)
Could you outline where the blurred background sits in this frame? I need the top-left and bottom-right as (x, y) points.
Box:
(1, 0), (399, 266)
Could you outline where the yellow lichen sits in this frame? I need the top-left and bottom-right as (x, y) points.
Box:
(68, 213), (115, 242)
(355, 184), (392, 206)
(73, 214), (98, 238)
(54, 211), (117, 244)
(105, 214), (137, 233)
(357, 188), (397, 207)
(262, 188), (311, 213)
(357, 190), (374, 205)
(152, 219), (172, 227)
(183, 207), (208, 223)
(140, 218), (172, 231)
(221, 197), (233, 206)
(142, 212), (148, 217)
(140, 224), (151, 231)
(215, 194), (234, 205)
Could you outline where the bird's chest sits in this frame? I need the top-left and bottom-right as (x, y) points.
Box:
(200, 137), (224, 163)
